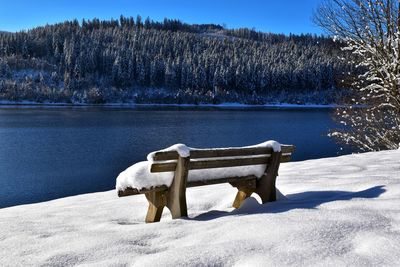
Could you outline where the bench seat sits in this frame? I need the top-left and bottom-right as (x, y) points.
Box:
(118, 175), (258, 197)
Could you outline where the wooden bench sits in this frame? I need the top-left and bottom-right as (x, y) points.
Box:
(118, 144), (295, 223)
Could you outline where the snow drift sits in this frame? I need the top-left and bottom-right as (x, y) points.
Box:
(1, 150), (400, 266)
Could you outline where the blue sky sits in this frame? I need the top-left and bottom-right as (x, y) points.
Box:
(0, 0), (323, 34)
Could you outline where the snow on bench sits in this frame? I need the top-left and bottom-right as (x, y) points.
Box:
(116, 140), (295, 223)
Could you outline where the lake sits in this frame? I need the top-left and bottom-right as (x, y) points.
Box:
(0, 106), (350, 208)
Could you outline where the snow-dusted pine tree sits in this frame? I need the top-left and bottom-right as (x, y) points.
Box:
(315, 0), (400, 150)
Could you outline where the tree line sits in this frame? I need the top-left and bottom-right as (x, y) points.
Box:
(0, 16), (352, 104)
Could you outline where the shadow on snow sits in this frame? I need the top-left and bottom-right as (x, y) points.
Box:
(189, 185), (386, 221)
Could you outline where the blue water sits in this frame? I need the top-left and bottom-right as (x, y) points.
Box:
(0, 106), (350, 208)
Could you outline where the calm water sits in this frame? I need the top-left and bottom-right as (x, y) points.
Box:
(0, 106), (350, 208)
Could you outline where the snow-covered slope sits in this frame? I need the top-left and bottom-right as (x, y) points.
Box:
(1, 150), (399, 266)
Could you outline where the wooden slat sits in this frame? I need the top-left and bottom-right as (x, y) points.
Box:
(280, 154), (291, 162)
(189, 155), (270, 170)
(118, 185), (168, 197)
(151, 162), (177, 173)
(151, 150), (179, 161)
(151, 144), (294, 161)
(152, 147), (272, 161)
(150, 154), (292, 173)
(282, 145), (295, 153)
(190, 147), (273, 159)
(188, 175), (257, 187)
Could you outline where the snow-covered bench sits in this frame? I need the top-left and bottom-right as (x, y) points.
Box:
(116, 141), (295, 223)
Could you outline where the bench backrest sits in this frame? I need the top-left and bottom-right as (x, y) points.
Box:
(150, 145), (295, 173)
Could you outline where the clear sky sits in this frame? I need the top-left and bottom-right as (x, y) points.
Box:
(0, 0), (323, 34)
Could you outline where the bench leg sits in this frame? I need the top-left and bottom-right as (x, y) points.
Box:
(166, 156), (190, 219)
(230, 179), (257, 208)
(145, 190), (167, 223)
(255, 151), (281, 203)
(232, 188), (254, 208)
(254, 172), (277, 203)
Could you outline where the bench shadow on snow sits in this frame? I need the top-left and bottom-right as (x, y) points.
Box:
(189, 185), (386, 221)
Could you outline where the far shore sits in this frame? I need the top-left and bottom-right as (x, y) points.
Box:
(0, 101), (345, 109)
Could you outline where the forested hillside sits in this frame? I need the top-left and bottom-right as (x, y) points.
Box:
(0, 16), (351, 104)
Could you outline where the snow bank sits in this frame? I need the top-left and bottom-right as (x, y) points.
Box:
(1, 150), (400, 266)
(116, 141), (281, 191)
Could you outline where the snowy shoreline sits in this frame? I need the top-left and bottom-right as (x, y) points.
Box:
(0, 100), (343, 109)
(1, 150), (399, 266)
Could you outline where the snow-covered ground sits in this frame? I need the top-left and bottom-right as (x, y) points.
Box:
(1, 150), (399, 266)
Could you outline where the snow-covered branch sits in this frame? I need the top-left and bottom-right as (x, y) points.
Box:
(315, 0), (400, 151)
